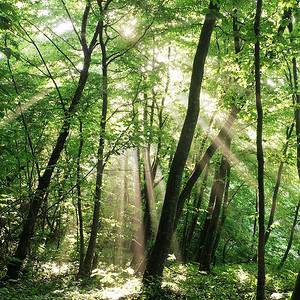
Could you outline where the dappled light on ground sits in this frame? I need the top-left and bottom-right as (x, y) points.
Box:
(0, 262), (296, 299)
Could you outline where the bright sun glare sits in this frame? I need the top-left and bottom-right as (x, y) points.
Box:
(53, 21), (73, 35)
(123, 19), (137, 37)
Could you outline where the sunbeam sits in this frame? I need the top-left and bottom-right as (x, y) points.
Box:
(130, 149), (146, 273)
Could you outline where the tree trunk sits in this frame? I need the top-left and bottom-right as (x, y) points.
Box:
(76, 120), (85, 274)
(264, 125), (294, 244)
(211, 137), (231, 263)
(254, 0), (265, 299)
(130, 149), (146, 273)
(196, 165), (219, 263)
(143, 147), (159, 238)
(81, 16), (108, 276)
(180, 196), (191, 260)
(198, 154), (227, 271)
(290, 7), (300, 299)
(278, 201), (300, 269)
(142, 1), (219, 288)
(183, 163), (210, 260)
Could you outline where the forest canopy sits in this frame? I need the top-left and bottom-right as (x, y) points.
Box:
(0, 0), (299, 299)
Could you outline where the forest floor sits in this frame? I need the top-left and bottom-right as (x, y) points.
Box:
(0, 261), (297, 299)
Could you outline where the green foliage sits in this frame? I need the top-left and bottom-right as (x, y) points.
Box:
(0, 0), (299, 297)
(0, 262), (296, 299)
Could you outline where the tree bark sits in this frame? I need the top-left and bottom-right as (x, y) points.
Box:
(278, 201), (300, 269)
(254, 0), (265, 299)
(287, 6), (300, 299)
(183, 163), (210, 260)
(76, 120), (85, 274)
(265, 125), (294, 244)
(211, 137), (231, 263)
(130, 149), (146, 273)
(196, 165), (220, 263)
(81, 11), (108, 276)
(142, 1), (219, 288)
(198, 153), (227, 271)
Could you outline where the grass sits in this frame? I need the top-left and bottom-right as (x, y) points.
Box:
(0, 262), (297, 299)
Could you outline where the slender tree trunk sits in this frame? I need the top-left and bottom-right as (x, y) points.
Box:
(143, 148), (159, 237)
(130, 149), (146, 273)
(142, 1), (219, 288)
(254, 0), (265, 298)
(180, 196), (191, 260)
(81, 17), (108, 276)
(5, 4), (99, 279)
(211, 137), (231, 262)
(287, 7), (300, 298)
(196, 165), (219, 263)
(198, 154), (227, 271)
(183, 163), (210, 260)
(278, 200), (300, 269)
(77, 121), (85, 274)
(141, 92), (158, 249)
(265, 125), (294, 244)
(222, 237), (232, 264)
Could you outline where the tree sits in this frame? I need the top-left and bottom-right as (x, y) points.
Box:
(142, 0), (220, 288)
(5, 1), (103, 279)
(254, 0), (265, 298)
(198, 137), (231, 271)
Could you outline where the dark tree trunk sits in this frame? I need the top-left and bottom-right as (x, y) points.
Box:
(278, 201), (300, 269)
(76, 120), (85, 274)
(254, 0), (265, 299)
(81, 15), (108, 276)
(141, 92), (158, 249)
(290, 7), (300, 298)
(142, 1), (219, 288)
(253, 190), (258, 241)
(198, 154), (227, 271)
(196, 165), (219, 263)
(183, 163), (210, 260)
(222, 237), (232, 264)
(180, 196), (191, 260)
(5, 4), (99, 279)
(211, 137), (231, 262)
(264, 125), (294, 244)
(130, 149), (146, 273)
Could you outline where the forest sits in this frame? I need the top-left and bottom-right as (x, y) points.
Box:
(0, 0), (299, 299)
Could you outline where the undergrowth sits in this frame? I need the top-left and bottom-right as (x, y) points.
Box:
(0, 262), (297, 299)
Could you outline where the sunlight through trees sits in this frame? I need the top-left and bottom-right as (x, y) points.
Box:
(0, 0), (299, 299)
